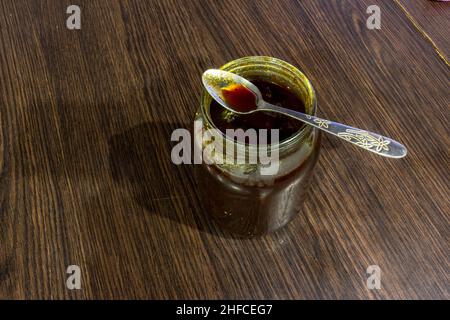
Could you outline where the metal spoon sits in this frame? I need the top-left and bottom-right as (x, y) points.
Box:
(202, 69), (407, 158)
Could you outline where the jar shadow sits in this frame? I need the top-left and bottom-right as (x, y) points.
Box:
(108, 121), (234, 238)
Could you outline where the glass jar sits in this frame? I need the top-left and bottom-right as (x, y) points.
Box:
(194, 56), (321, 237)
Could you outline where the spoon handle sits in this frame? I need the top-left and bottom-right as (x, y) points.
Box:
(259, 102), (407, 158)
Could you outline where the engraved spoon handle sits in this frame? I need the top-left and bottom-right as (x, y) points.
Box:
(259, 101), (407, 158)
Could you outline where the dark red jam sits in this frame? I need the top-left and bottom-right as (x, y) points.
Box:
(210, 79), (306, 142)
(221, 84), (258, 113)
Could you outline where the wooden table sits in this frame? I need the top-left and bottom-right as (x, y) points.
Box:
(0, 0), (448, 299)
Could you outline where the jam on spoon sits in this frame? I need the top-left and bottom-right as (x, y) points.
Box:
(221, 83), (258, 113)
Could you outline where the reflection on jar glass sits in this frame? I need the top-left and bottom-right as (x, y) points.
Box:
(194, 56), (321, 237)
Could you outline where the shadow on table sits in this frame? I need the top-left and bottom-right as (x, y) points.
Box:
(108, 121), (227, 237)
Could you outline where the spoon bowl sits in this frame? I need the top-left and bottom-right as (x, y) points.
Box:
(202, 69), (262, 114)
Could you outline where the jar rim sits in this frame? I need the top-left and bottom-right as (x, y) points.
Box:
(200, 56), (317, 154)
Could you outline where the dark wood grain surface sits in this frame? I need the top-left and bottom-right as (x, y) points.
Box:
(397, 0), (449, 61)
(0, 0), (448, 299)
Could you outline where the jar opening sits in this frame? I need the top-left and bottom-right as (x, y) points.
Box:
(201, 56), (317, 153)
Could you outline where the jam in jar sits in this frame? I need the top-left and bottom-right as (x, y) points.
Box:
(194, 56), (321, 237)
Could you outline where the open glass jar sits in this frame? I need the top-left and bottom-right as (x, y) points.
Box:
(194, 56), (321, 237)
